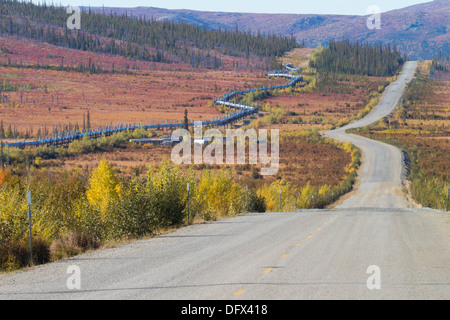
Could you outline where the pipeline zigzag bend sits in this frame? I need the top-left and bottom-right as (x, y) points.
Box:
(2, 66), (302, 149)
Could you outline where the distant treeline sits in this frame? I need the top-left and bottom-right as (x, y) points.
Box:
(310, 39), (405, 77)
(430, 54), (449, 79)
(0, 0), (299, 69)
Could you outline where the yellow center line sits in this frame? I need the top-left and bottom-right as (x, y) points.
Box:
(234, 289), (247, 296)
(282, 254), (288, 258)
(264, 268), (273, 274)
(300, 218), (336, 246)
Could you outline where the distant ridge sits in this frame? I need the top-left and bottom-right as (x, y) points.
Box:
(89, 0), (449, 60)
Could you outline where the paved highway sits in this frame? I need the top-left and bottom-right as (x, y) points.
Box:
(1, 61), (449, 300)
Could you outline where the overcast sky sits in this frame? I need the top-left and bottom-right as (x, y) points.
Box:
(32, 0), (432, 15)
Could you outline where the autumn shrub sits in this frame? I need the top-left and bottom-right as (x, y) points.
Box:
(105, 177), (156, 240)
(248, 190), (267, 213)
(131, 127), (151, 139)
(0, 240), (29, 271)
(0, 184), (28, 243)
(68, 136), (97, 154)
(0, 237), (50, 271)
(196, 168), (245, 220)
(7, 145), (61, 164)
(70, 196), (103, 240)
(0, 182), (29, 271)
(27, 171), (87, 241)
(258, 179), (297, 212)
(298, 182), (318, 209)
(0, 168), (13, 186)
(3, 128), (155, 168)
(31, 237), (51, 265)
(147, 160), (188, 227)
(241, 90), (270, 106)
(50, 232), (99, 261)
(86, 159), (120, 219)
(49, 238), (82, 261)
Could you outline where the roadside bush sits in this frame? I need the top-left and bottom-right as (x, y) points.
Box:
(71, 196), (103, 240)
(0, 237), (50, 271)
(259, 179), (297, 212)
(0, 184), (28, 242)
(0, 241), (29, 271)
(298, 182), (318, 209)
(31, 237), (51, 265)
(28, 171), (87, 241)
(50, 232), (99, 261)
(0, 168), (13, 186)
(196, 168), (245, 220)
(105, 177), (156, 240)
(147, 160), (188, 227)
(248, 191), (267, 213)
(86, 159), (120, 218)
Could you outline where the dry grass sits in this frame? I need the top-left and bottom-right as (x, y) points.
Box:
(279, 48), (313, 69)
(0, 66), (282, 133)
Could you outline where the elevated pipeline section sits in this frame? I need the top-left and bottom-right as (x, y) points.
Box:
(1, 66), (302, 149)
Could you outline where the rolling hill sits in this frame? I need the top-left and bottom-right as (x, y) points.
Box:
(92, 0), (449, 60)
